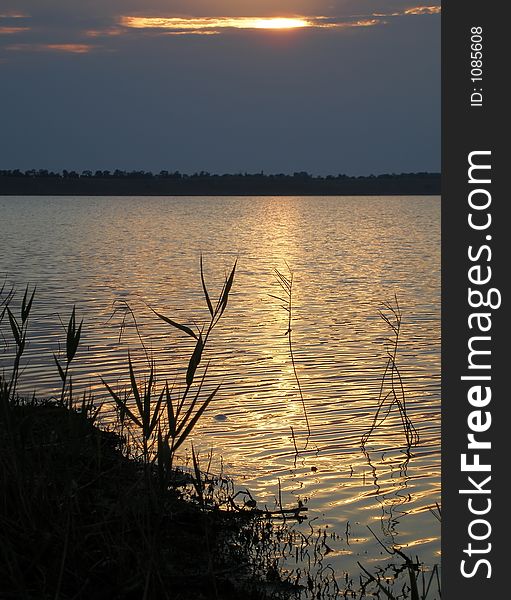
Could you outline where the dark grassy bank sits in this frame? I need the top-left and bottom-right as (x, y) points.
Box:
(0, 171), (440, 196)
(1, 395), (269, 600)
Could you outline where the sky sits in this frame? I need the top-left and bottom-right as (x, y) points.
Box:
(0, 1), (441, 175)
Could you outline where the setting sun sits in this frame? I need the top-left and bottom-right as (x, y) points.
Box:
(247, 18), (310, 29)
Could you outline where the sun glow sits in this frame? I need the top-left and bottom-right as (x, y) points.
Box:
(121, 16), (318, 32)
(117, 15), (388, 35)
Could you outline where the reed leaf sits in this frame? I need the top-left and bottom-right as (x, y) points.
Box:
(101, 378), (143, 428)
(157, 427), (172, 473)
(186, 333), (204, 387)
(200, 254), (214, 317)
(173, 385), (220, 453)
(128, 352), (143, 419)
(149, 386), (165, 437)
(191, 445), (204, 503)
(66, 308), (75, 361)
(164, 383), (177, 439)
(151, 309), (198, 340)
(143, 362), (155, 434)
(53, 355), (66, 382)
(176, 364), (209, 438)
(21, 285), (35, 324)
(66, 306), (82, 363)
(7, 309), (21, 348)
(217, 260), (237, 317)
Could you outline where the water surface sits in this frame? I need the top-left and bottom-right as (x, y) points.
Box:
(0, 195), (441, 581)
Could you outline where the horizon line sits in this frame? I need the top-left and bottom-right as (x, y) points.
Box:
(0, 169), (441, 178)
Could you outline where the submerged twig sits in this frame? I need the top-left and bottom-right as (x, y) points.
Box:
(108, 298), (152, 366)
(362, 296), (419, 450)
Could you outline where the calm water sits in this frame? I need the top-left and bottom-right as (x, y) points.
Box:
(0, 195), (440, 582)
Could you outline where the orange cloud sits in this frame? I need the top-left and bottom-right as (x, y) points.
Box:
(404, 6), (441, 15)
(373, 5), (441, 17)
(350, 19), (382, 28)
(7, 43), (93, 54)
(85, 28), (123, 38)
(164, 30), (222, 36)
(0, 26), (30, 34)
(45, 44), (92, 53)
(0, 12), (29, 18)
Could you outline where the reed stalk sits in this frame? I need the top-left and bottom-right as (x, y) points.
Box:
(271, 265), (311, 439)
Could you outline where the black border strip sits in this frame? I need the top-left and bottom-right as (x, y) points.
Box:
(442, 2), (507, 597)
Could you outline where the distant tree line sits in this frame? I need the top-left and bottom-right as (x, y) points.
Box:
(0, 169), (440, 196)
(0, 169), (440, 181)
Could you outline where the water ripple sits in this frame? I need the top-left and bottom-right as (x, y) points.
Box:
(0, 195), (440, 576)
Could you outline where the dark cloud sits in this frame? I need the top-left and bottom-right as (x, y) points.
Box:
(0, 2), (440, 174)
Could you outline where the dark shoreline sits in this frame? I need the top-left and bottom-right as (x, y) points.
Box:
(0, 173), (440, 196)
(0, 397), (276, 599)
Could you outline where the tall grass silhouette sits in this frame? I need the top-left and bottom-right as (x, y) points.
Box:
(102, 256), (237, 472)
